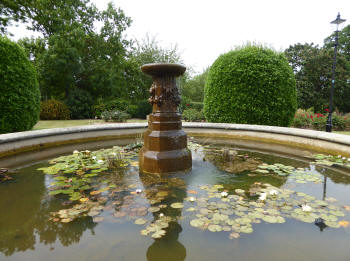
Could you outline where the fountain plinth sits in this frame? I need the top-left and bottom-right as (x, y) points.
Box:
(139, 63), (192, 175)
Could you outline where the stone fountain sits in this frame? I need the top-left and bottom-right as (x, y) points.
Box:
(139, 63), (192, 175)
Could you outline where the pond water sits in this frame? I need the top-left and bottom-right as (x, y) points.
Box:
(1, 139), (350, 261)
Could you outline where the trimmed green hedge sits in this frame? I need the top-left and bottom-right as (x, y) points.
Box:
(0, 36), (40, 133)
(204, 45), (297, 126)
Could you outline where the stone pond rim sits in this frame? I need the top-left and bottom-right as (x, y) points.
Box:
(1, 123), (350, 169)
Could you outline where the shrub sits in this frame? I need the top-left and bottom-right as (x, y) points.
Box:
(182, 109), (205, 122)
(345, 114), (350, 129)
(65, 88), (93, 119)
(127, 104), (138, 118)
(204, 45), (297, 126)
(332, 114), (346, 131)
(93, 99), (129, 118)
(133, 100), (152, 119)
(310, 113), (345, 131)
(40, 99), (70, 120)
(311, 116), (327, 131)
(0, 36), (40, 133)
(101, 110), (130, 122)
(179, 96), (192, 113)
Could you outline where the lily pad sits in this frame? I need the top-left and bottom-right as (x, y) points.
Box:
(170, 202), (184, 209)
(135, 218), (148, 225)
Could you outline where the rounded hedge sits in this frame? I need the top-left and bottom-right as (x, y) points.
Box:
(204, 45), (297, 126)
(0, 37), (40, 133)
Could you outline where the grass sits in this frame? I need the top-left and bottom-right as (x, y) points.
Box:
(31, 120), (350, 135)
(33, 119), (147, 130)
(335, 131), (350, 136)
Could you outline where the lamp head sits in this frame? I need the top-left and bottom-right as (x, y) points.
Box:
(331, 12), (346, 31)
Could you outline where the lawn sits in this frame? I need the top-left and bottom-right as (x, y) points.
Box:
(32, 121), (350, 135)
(336, 131), (350, 136)
(33, 119), (147, 130)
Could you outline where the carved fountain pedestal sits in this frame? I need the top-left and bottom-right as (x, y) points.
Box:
(139, 63), (192, 175)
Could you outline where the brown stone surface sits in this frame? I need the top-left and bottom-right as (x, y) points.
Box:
(139, 63), (192, 174)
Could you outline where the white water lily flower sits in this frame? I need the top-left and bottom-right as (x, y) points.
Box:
(92, 156), (96, 160)
(269, 189), (278, 196)
(342, 157), (346, 160)
(159, 213), (164, 217)
(97, 160), (104, 164)
(301, 204), (312, 212)
(348, 158), (350, 162)
(136, 189), (142, 194)
(221, 192), (228, 197)
(73, 150), (79, 154)
(259, 192), (267, 201)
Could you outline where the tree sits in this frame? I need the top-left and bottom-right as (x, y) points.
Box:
(181, 68), (208, 102)
(285, 43), (350, 112)
(324, 24), (350, 61)
(13, 1), (132, 105)
(126, 34), (186, 101)
(0, 0), (34, 35)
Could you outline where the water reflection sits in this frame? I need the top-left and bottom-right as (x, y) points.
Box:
(139, 173), (187, 261)
(0, 168), (96, 256)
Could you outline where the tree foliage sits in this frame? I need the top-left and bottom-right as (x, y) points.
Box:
(181, 68), (208, 102)
(285, 41), (350, 112)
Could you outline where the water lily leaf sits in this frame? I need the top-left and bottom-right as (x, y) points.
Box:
(135, 218), (148, 225)
(170, 202), (184, 209)
(262, 216), (278, 223)
(208, 224), (222, 232)
(330, 210), (345, 217)
(49, 190), (65, 195)
(61, 218), (73, 223)
(152, 230), (166, 238)
(148, 206), (161, 213)
(240, 226), (253, 233)
(186, 207), (196, 212)
(325, 220), (341, 228)
(343, 206), (350, 211)
(229, 232), (240, 239)
(93, 216), (104, 223)
(190, 219), (205, 228)
(235, 189), (245, 194)
(339, 220), (350, 228)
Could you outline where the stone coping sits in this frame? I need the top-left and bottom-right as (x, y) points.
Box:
(0, 122), (350, 158)
(183, 122), (350, 146)
(0, 122), (349, 145)
(0, 123), (147, 144)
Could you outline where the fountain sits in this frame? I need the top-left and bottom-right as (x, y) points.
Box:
(139, 63), (192, 175)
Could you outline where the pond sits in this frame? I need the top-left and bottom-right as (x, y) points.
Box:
(1, 139), (350, 261)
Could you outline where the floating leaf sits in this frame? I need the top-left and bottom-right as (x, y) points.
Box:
(190, 219), (205, 228)
(339, 221), (350, 228)
(208, 224), (222, 232)
(148, 206), (161, 213)
(170, 202), (184, 209)
(135, 218), (148, 225)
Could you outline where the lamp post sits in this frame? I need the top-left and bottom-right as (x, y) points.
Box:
(326, 13), (346, 132)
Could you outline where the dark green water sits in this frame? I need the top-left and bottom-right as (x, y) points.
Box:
(1, 142), (350, 261)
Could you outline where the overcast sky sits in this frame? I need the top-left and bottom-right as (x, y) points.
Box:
(9, 0), (350, 74)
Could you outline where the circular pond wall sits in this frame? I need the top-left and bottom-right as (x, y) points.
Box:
(0, 122), (350, 168)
